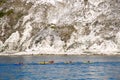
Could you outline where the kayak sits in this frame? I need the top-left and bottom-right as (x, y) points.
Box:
(38, 61), (54, 65)
(83, 62), (93, 64)
(64, 61), (72, 64)
(38, 62), (49, 65)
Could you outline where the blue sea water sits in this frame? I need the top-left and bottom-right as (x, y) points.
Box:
(0, 55), (120, 80)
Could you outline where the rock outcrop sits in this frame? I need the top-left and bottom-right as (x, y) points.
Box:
(0, 0), (120, 54)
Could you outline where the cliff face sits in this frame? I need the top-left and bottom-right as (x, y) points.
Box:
(0, 0), (120, 54)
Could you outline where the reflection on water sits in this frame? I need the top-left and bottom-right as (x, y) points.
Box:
(0, 55), (120, 80)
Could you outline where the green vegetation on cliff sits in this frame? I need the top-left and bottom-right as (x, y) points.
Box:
(0, 0), (6, 5)
(0, 9), (14, 18)
(0, 11), (5, 17)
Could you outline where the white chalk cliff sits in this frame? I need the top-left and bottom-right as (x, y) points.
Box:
(0, 0), (120, 54)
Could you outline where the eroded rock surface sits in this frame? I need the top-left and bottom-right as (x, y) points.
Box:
(0, 0), (120, 54)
